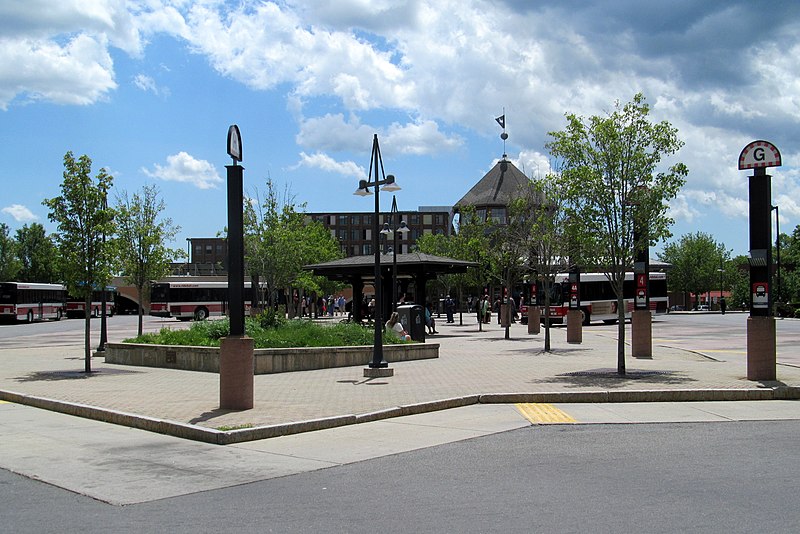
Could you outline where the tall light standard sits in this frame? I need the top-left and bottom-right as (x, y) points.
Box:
(97, 184), (109, 353)
(380, 195), (409, 312)
(772, 204), (781, 305)
(354, 134), (401, 375)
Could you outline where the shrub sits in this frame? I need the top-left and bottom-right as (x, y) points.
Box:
(124, 317), (412, 348)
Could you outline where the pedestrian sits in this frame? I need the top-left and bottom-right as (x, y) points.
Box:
(425, 302), (438, 334)
(481, 295), (490, 324)
(445, 295), (455, 323)
(385, 311), (411, 341)
(720, 297), (727, 315)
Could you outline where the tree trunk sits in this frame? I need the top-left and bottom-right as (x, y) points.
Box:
(84, 295), (92, 373)
(136, 284), (144, 337)
(617, 293), (626, 375)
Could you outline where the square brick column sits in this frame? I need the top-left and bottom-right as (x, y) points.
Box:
(747, 316), (776, 381)
(220, 335), (254, 410)
(631, 310), (652, 358)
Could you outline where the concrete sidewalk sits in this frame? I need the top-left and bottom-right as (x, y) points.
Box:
(2, 319), (800, 443)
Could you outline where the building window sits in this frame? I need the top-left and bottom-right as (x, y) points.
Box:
(351, 214), (361, 225)
(362, 244), (372, 255)
(205, 245), (213, 254)
(337, 215), (348, 226)
(338, 229), (347, 240)
(410, 213), (420, 224)
(423, 214), (433, 225)
(434, 214), (443, 224)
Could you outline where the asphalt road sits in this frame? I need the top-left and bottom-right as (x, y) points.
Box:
(2, 418), (798, 533)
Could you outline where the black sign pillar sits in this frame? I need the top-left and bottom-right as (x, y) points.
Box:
(226, 162), (245, 336)
(740, 140), (780, 381)
(566, 265), (582, 344)
(220, 124), (253, 410)
(748, 167), (772, 317)
(632, 224), (652, 359)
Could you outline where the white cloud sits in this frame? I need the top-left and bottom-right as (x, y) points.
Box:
(133, 73), (169, 97)
(0, 33), (117, 109)
(293, 152), (364, 178)
(2, 204), (38, 222)
(142, 152), (223, 190)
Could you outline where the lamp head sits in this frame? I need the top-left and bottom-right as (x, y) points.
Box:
(382, 174), (401, 192)
(397, 220), (410, 235)
(353, 179), (372, 196)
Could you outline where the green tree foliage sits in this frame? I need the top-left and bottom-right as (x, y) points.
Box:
(547, 93), (688, 374)
(526, 173), (574, 351)
(415, 206), (491, 327)
(0, 223), (21, 281)
(15, 222), (60, 283)
(244, 179), (341, 313)
(658, 232), (729, 309)
(43, 152), (115, 372)
(730, 255), (751, 311)
(114, 184), (182, 336)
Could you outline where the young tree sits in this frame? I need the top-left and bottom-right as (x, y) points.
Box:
(114, 184), (182, 336)
(0, 223), (21, 281)
(547, 93), (688, 374)
(658, 232), (729, 309)
(15, 222), (60, 283)
(527, 173), (573, 352)
(245, 179), (341, 314)
(43, 152), (115, 373)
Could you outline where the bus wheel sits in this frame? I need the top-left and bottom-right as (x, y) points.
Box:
(194, 307), (209, 321)
(27, 310), (34, 323)
(55, 309), (62, 321)
(603, 319), (617, 325)
(581, 309), (590, 326)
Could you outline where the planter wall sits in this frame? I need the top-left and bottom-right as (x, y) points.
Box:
(105, 342), (438, 374)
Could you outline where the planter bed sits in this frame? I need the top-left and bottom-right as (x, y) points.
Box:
(105, 342), (438, 374)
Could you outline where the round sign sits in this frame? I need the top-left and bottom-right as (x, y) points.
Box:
(738, 140), (780, 170)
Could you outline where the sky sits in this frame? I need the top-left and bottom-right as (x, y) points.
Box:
(1, 0), (799, 259)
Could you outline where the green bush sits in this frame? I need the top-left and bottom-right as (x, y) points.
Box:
(125, 317), (411, 349)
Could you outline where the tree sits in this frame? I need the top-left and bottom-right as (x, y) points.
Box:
(658, 232), (729, 309)
(415, 207), (491, 328)
(15, 223), (60, 283)
(527, 172), (574, 351)
(0, 223), (21, 281)
(547, 93), (688, 374)
(245, 179), (341, 315)
(114, 185), (182, 336)
(43, 152), (115, 373)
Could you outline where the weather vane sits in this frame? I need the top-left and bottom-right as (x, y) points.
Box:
(495, 109), (508, 158)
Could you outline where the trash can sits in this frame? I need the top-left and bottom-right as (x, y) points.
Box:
(397, 304), (426, 342)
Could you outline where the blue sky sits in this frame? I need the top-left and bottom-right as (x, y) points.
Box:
(1, 0), (799, 258)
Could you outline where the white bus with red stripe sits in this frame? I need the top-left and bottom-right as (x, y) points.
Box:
(528, 272), (668, 325)
(0, 282), (66, 322)
(150, 281), (254, 321)
(66, 288), (116, 318)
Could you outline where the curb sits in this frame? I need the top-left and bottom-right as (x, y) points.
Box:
(4, 386), (800, 445)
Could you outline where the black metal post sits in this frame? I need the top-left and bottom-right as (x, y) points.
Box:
(750, 168), (772, 317)
(370, 146), (385, 368)
(97, 189), (108, 353)
(227, 164), (245, 336)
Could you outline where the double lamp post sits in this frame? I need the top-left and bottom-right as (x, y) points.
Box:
(354, 134), (402, 377)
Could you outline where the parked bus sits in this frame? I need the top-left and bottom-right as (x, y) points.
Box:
(0, 282), (66, 322)
(521, 272), (668, 325)
(66, 287), (117, 318)
(150, 281), (255, 321)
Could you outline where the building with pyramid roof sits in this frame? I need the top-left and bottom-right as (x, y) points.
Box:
(453, 156), (534, 225)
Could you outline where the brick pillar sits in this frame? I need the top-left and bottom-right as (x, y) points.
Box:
(747, 316), (776, 381)
(631, 310), (652, 358)
(566, 310), (582, 344)
(220, 335), (254, 410)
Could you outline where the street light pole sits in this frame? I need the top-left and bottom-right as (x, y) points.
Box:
(381, 195), (409, 312)
(97, 186), (109, 353)
(354, 134), (401, 375)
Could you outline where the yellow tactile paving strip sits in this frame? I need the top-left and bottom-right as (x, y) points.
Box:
(516, 403), (576, 424)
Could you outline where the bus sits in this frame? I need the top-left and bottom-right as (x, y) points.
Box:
(66, 287), (117, 319)
(0, 282), (66, 322)
(521, 272), (668, 325)
(150, 281), (255, 321)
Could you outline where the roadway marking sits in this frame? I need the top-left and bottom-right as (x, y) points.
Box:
(516, 403), (576, 424)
